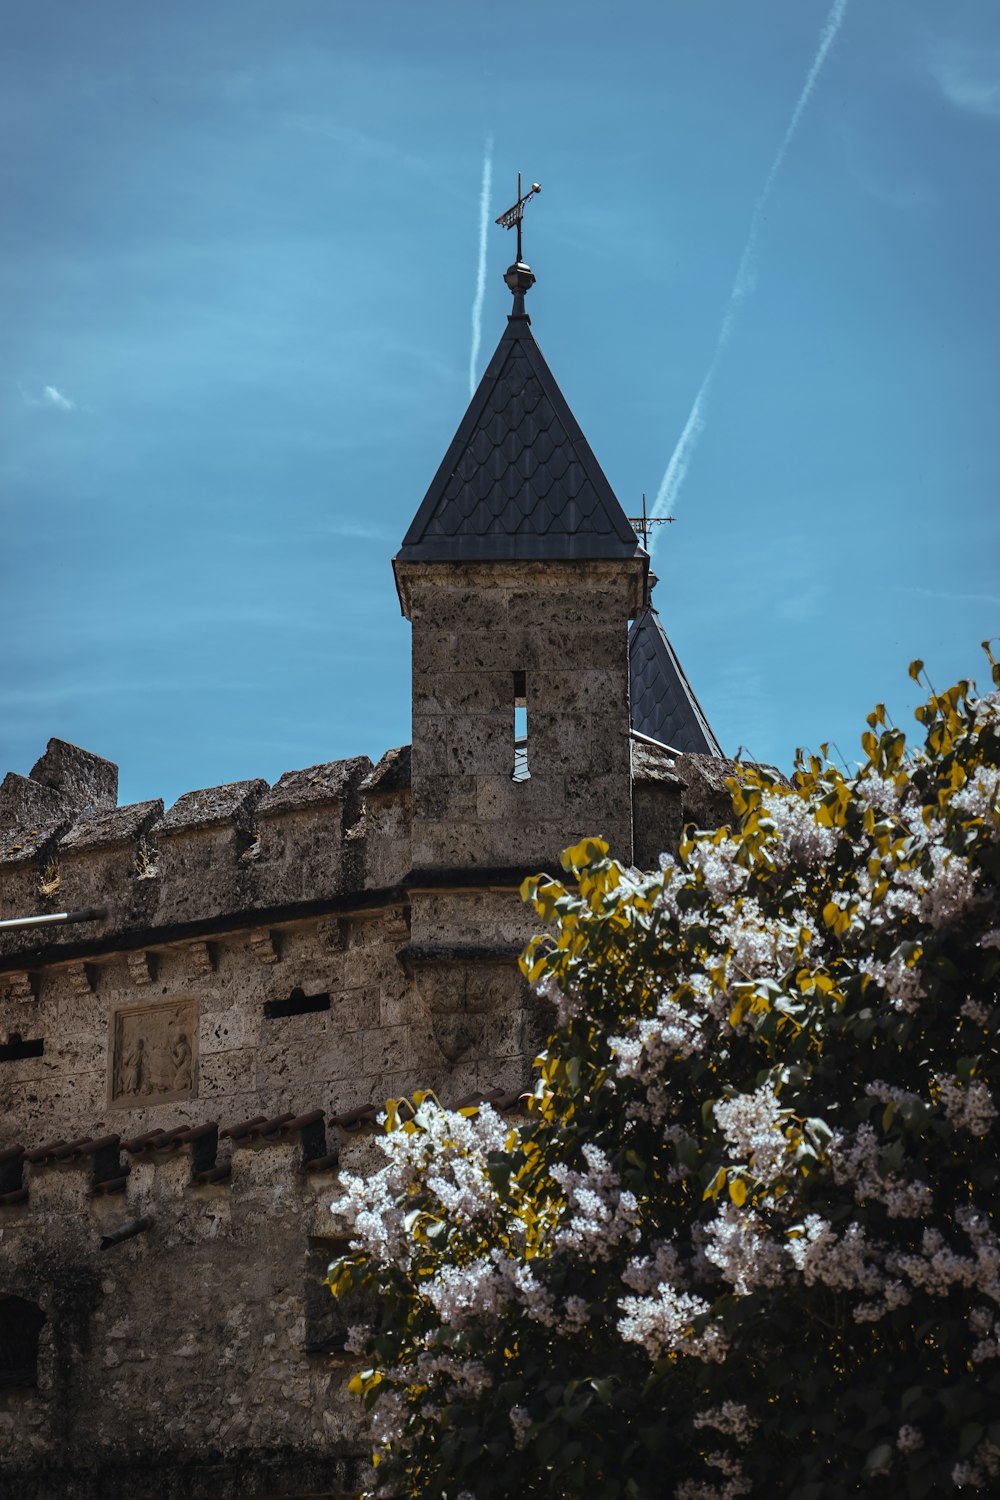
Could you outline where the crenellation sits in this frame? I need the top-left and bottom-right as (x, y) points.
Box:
(0, 747), (424, 968)
(0, 827), (70, 931)
(155, 778), (267, 925)
(57, 798), (163, 932)
(0, 771), (70, 834)
(29, 738), (118, 813)
(671, 751), (752, 829)
(632, 739), (686, 866)
(253, 754), (371, 906)
(58, 798), (162, 855)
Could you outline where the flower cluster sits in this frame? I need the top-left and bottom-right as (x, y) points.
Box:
(330, 658), (1000, 1500)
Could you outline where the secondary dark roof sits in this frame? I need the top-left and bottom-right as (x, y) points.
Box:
(396, 310), (644, 562)
(629, 607), (724, 756)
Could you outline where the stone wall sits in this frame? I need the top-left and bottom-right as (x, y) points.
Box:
(0, 1116), (420, 1499)
(0, 731), (737, 1499)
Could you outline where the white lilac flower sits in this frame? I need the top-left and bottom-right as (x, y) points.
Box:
(686, 839), (749, 901)
(951, 765), (1000, 829)
(693, 1402), (758, 1445)
(936, 1076), (998, 1135)
(757, 788), (839, 869)
(714, 1085), (789, 1184)
(858, 950), (926, 1012)
(961, 998), (992, 1025)
(551, 1144), (639, 1259)
(509, 1405), (532, 1450)
(618, 1284), (728, 1363)
(697, 1204), (786, 1295)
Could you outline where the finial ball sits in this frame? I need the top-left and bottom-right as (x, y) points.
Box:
(531, 183), (542, 193)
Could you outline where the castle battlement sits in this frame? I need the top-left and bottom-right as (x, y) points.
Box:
(0, 740), (414, 970)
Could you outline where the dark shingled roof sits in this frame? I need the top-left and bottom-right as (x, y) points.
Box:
(397, 312), (643, 562)
(629, 608), (723, 757)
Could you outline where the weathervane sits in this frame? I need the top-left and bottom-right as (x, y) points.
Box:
(628, 494), (674, 547)
(496, 173), (542, 310)
(495, 173), (542, 264)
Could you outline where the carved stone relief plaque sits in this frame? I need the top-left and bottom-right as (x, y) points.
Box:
(109, 998), (198, 1107)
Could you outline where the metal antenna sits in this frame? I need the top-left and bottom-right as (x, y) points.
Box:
(627, 493), (674, 546)
(495, 172), (542, 264)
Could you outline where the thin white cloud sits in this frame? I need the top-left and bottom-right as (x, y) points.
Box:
(651, 0), (850, 539)
(894, 584), (1000, 608)
(314, 518), (395, 542)
(43, 385), (75, 411)
(17, 382), (77, 411)
(932, 46), (1000, 120)
(469, 135), (494, 398)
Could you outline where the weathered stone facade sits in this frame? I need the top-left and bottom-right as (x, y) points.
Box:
(0, 280), (736, 1498)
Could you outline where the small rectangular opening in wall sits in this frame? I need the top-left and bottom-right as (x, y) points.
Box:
(264, 988), (331, 1020)
(0, 1035), (44, 1063)
(0, 1298), (46, 1388)
(512, 670), (530, 782)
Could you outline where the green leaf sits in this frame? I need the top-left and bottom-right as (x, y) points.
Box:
(863, 1444), (893, 1475)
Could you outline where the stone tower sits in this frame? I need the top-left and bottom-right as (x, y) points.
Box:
(394, 264), (648, 878)
(391, 258), (649, 1030)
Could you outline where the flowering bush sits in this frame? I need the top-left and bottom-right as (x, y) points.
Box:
(330, 654), (1000, 1499)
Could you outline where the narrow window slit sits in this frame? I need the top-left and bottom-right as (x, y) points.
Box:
(512, 670), (530, 782)
(264, 988), (331, 1019)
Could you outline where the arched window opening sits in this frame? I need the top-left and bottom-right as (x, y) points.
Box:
(0, 1296), (46, 1388)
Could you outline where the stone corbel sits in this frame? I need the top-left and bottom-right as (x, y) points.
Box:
(126, 951), (158, 987)
(184, 941), (216, 977)
(3, 971), (38, 1005)
(316, 918), (346, 953)
(249, 927), (281, 966)
(66, 963), (98, 997)
(382, 905), (410, 944)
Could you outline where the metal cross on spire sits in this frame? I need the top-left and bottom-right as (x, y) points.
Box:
(495, 172), (542, 264)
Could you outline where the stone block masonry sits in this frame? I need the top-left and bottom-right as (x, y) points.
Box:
(0, 726), (728, 1497)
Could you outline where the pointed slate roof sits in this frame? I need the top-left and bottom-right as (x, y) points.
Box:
(397, 312), (643, 562)
(629, 607), (723, 756)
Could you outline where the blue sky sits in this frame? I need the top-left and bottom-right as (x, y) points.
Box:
(2, 0), (998, 808)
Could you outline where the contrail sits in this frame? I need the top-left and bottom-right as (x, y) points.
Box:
(469, 136), (494, 397)
(652, 0), (849, 536)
